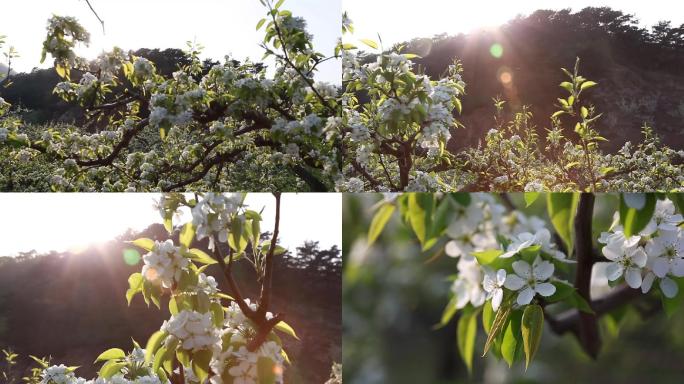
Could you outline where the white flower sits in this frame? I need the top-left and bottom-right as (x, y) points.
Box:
(641, 199), (683, 235)
(500, 232), (537, 258)
(504, 256), (556, 305)
(41, 365), (75, 384)
(141, 239), (189, 288)
(645, 230), (684, 278)
(602, 237), (647, 288)
(482, 269), (506, 311)
(451, 258), (485, 308)
(161, 310), (219, 351)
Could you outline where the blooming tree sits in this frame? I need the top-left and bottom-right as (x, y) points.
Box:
(340, 15), (684, 192)
(367, 192), (684, 370)
(33, 192), (301, 384)
(0, 0), (341, 192)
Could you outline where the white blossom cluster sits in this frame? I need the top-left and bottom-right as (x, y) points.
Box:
(162, 310), (220, 351)
(599, 198), (684, 297)
(191, 192), (243, 249)
(141, 239), (189, 288)
(445, 195), (566, 311)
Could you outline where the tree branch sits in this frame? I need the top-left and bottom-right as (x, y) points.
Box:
(256, 192), (281, 318)
(573, 193), (600, 358)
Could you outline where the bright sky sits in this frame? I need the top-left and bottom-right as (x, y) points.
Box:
(0, 193), (341, 257)
(1, 0), (341, 83)
(344, 0), (684, 47)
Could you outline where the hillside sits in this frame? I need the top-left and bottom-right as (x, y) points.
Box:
(384, 7), (684, 152)
(0, 224), (341, 383)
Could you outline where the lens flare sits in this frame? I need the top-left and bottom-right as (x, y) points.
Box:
(490, 43), (503, 59)
(499, 71), (513, 85)
(123, 248), (141, 265)
(145, 267), (159, 281)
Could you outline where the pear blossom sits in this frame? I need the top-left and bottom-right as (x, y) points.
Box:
(161, 310), (219, 351)
(504, 257), (556, 305)
(641, 199), (683, 235)
(482, 269), (507, 311)
(602, 237), (647, 288)
(644, 230), (684, 278)
(641, 271), (679, 298)
(451, 258), (486, 308)
(141, 240), (189, 288)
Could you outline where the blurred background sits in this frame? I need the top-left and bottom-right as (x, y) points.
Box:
(343, 193), (684, 384)
(0, 193), (342, 384)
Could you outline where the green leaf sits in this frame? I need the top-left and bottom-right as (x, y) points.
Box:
(164, 217), (173, 233)
(187, 248), (218, 265)
(359, 38), (378, 50)
(152, 346), (167, 374)
(559, 81), (574, 93)
(524, 192), (541, 207)
(547, 193), (578, 256)
(456, 306), (480, 374)
(94, 348), (126, 364)
(407, 193), (432, 247)
(256, 18), (266, 30)
(192, 349), (213, 383)
(619, 193), (656, 237)
(129, 238), (155, 252)
(471, 249), (503, 265)
(570, 291), (595, 314)
(126, 273), (144, 305)
(545, 281), (575, 303)
(436, 296), (459, 329)
(521, 304), (544, 370)
(501, 310), (522, 367)
(482, 301), (494, 334)
(99, 360), (126, 379)
(274, 321), (299, 340)
(483, 300), (512, 356)
(55, 64), (66, 79)
(180, 222), (195, 248)
(257, 356), (277, 384)
(368, 204), (395, 245)
(145, 331), (167, 364)
(662, 277), (684, 317)
(580, 81), (597, 91)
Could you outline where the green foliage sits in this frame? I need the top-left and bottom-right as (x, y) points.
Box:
(547, 193), (578, 254)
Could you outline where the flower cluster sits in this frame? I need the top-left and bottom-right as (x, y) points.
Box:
(599, 198), (684, 297)
(191, 192), (243, 249)
(444, 194), (565, 311)
(162, 310), (220, 351)
(141, 239), (189, 288)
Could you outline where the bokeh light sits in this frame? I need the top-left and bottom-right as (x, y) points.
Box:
(123, 248), (141, 265)
(499, 70), (513, 85)
(490, 43), (504, 58)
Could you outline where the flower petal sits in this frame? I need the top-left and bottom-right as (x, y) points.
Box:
(445, 240), (463, 258)
(605, 262), (624, 281)
(516, 287), (534, 306)
(660, 277), (679, 298)
(625, 267), (643, 289)
(512, 260), (532, 279)
(534, 282), (556, 297)
(504, 274), (526, 291)
(533, 258), (554, 281)
(496, 269), (507, 285)
(641, 272), (655, 293)
(652, 257), (670, 278)
(629, 247), (647, 268)
(492, 288), (503, 312)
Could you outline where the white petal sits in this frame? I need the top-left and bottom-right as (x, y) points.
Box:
(492, 288), (503, 312)
(624, 193), (646, 209)
(652, 257), (670, 278)
(641, 272), (655, 293)
(533, 259), (554, 281)
(629, 247), (647, 268)
(602, 243), (623, 261)
(660, 277), (679, 298)
(512, 260), (532, 279)
(605, 262), (624, 281)
(496, 269), (507, 285)
(504, 274), (526, 290)
(672, 259), (684, 277)
(516, 287), (535, 306)
(482, 274), (496, 292)
(534, 282), (556, 297)
(625, 267), (643, 289)
(445, 240), (462, 257)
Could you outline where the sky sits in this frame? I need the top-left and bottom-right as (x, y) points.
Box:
(1, 0), (341, 83)
(344, 0), (684, 47)
(0, 193), (341, 256)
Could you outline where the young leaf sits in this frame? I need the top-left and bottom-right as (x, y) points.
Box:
(524, 192), (541, 207)
(359, 38), (378, 50)
(471, 249), (503, 265)
(192, 349), (213, 383)
(580, 81), (597, 91)
(619, 193), (656, 237)
(274, 321), (299, 340)
(145, 331), (167, 364)
(368, 203), (395, 245)
(129, 238), (155, 252)
(187, 248), (218, 265)
(547, 193), (578, 256)
(180, 222), (195, 248)
(521, 304), (544, 369)
(501, 310), (522, 367)
(99, 360), (126, 379)
(94, 348), (126, 364)
(457, 307), (480, 374)
(483, 300), (512, 356)
(435, 296), (459, 329)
